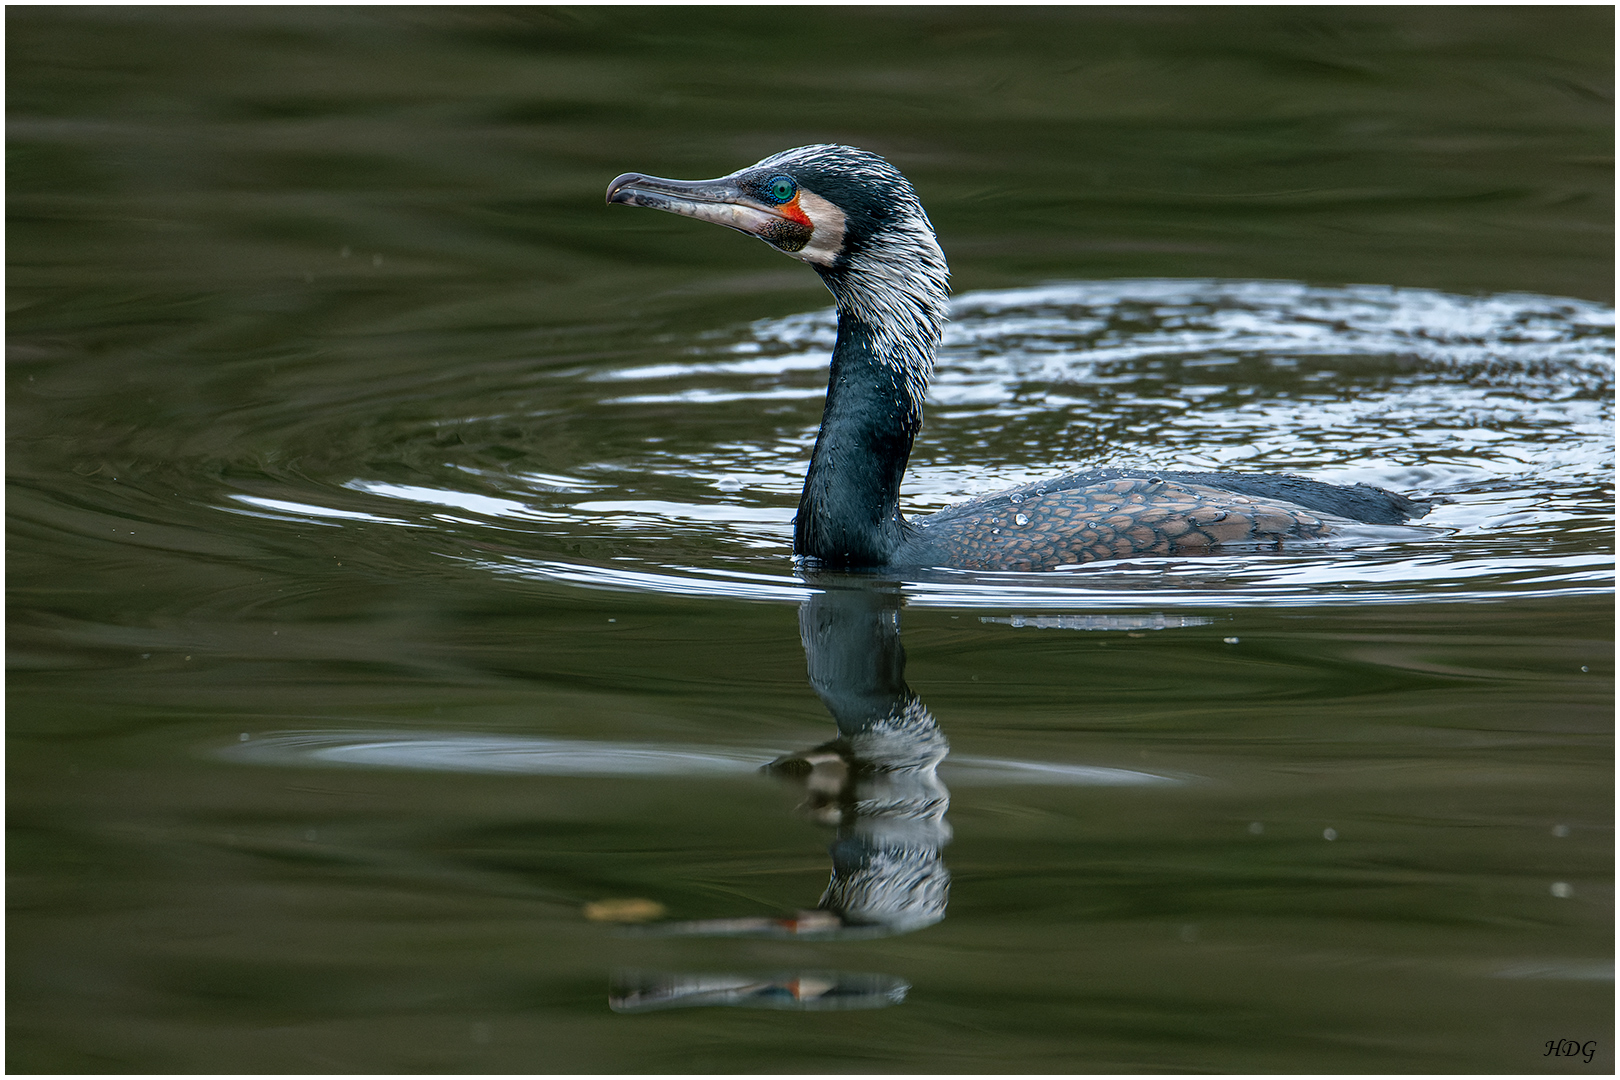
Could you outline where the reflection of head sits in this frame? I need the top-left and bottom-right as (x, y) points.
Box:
(819, 696), (952, 932)
(844, 695), (948, 772)
(824, 837), (949, 933)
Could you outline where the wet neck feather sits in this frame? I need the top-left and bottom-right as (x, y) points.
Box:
(794, 310), (923, 567)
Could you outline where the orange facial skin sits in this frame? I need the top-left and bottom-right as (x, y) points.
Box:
(777, 191), (812, 227)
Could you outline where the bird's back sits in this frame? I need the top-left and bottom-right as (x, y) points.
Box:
(896, 469), (1433, 572)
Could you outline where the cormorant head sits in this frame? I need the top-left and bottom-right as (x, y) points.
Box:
(607, 144), (949, 328)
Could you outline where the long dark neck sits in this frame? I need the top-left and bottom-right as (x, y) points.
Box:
(794, 311), (922, 567)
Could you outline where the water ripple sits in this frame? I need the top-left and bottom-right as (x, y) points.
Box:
(207, 279), (1612, 608)
(219, 731), (1181, 787)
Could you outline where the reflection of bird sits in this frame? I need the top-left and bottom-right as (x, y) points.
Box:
(627, 583), (952, 941)
(777, 584), (951, 935)
(608, 145), (1431, 571)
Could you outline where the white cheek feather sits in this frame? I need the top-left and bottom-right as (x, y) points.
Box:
(791, 190), (847, 267)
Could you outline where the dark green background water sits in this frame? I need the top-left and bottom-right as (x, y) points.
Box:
(8, 7), (1612, 1073)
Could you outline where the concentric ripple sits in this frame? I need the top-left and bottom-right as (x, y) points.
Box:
(219, 731), (1181, 787)
(214, 279), (1614, 609)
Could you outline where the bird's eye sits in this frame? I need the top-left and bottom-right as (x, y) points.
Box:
(767, 176), (796, 203)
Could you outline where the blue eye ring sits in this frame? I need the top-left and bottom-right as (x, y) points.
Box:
(766, 175), (796, 204)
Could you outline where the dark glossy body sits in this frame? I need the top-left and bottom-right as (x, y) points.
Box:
(896, 469), (1429, 572)
(794, 297), (1432, 572)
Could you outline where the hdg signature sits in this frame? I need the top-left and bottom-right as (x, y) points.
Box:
(1544, 1039), (1597, 1064)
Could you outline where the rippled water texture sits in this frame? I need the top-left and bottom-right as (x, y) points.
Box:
(332, 279), (1608, 604)
(8, 8), (1613, 1073)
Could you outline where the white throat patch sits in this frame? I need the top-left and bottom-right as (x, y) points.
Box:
(789, 190), (847, 268)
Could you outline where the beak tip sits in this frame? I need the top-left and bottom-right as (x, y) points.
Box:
(606, 172), (646, 206)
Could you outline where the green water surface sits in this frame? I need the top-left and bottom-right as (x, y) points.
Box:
(8, 8), (1612, 1073)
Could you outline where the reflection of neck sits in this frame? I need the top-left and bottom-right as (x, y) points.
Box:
(800, 585), (911, 732)
(794, 313), (921, 568)
(798, 586), (948, 769)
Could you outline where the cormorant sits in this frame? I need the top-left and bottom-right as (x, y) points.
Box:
(607, 144), (1431, 571)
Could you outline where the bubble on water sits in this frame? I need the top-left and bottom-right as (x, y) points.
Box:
(1223, 637), (1240, 644)
(1014, 514), (1029, 526)
(1552, 824), (1570, 837)
(1248, 821), (1264, 835)
(1323, 828), (1338, 841)
(1551, 882), (1573, 898)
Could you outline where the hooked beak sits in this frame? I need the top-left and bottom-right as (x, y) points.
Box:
(606, 171), (811, 251)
